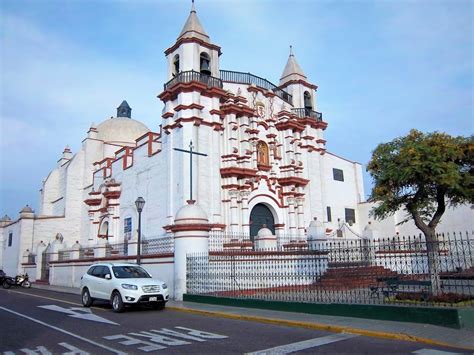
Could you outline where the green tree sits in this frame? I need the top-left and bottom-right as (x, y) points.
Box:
(367, 129), (474, 294)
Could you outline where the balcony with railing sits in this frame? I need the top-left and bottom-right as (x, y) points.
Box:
(220, 70), (293, 105)
(292, 108), (323, 121)
(163, 70), (223, 91)
(163, 69), (294, 106)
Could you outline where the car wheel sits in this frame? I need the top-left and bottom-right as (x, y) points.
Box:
(81, 288), (93, 307)
(2, 279), (11, 289)
(111, 291), (125, 313)
(152, 302), (166, 310)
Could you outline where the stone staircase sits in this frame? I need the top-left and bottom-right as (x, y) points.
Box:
(315, 264), (399, 290)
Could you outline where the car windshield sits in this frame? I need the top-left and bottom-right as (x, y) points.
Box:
(112, 266), (151, 279)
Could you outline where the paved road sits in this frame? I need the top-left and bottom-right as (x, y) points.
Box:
(0, 288), (470, 354)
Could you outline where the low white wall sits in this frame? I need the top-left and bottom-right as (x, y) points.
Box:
(23, 264), (37, 281)
(49, 256), (175, 298)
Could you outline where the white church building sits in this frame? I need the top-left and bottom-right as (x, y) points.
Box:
(1, 4), (472, 294)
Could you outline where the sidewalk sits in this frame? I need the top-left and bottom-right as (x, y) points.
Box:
(32, 283), (474, 350)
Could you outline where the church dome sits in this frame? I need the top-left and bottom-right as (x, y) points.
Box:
(95, 101), (149, 146)
(96, 117), (149, 146)
(174, 202), (208, 225)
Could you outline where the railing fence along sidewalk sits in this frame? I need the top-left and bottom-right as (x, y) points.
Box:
(188, 231), (474, 307)
(34, 236), (175, 262)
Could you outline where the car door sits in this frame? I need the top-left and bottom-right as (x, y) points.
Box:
(90, 265), (109, 300)
(100, 265), (114, 299)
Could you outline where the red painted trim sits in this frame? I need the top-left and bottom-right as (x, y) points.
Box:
(170, 224), (212, 232)
(220, 167), (258, 179)
(248, 193), (284, 208)
(278, 177), (310, 187)
(275, 121), (305, 133)
(164, 37), (222, 56)
(174, 103), (204, 112)
(221, 102), (255, 116)
(278, 79), (318, 90)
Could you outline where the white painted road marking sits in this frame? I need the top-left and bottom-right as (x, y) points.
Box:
(0, 307), (126, 355)
(413, 350), (463, 355)
(37, 305), (118, 325)
(103, 327), (228, 352)
(246, 333), (359, 354)
(19, 346), (51, 354)
(4, 342), (90, 355)
(58, 342), (90, 355)
(103, 334), (166, 352)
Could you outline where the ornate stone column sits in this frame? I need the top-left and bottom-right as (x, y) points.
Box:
(296, 198), (305, 239)
(287, 197), (297, 239)
(229, 190), (239, 234)
(240, 191), (250, 235)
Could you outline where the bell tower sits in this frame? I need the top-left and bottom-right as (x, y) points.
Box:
(158, 2), (226, 220)
(279, 46), (318, 111)
(164, 1), (221, 80)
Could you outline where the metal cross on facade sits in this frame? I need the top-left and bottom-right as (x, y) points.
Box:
(174, 140), (207, 202)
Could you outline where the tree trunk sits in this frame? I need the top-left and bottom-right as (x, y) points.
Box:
(409, 209), (442, 296)
(424, 230), (442, 296)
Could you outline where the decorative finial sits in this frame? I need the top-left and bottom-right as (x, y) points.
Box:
(289, 45), (293, 57)
(191, 0), (196, 13)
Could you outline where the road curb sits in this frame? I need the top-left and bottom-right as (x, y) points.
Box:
(167, 305), (474, 351)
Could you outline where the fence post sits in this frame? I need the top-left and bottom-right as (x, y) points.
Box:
(170, 201), (211, 301)
(362, 221), (379, 264)
(71, 241), (81, 260)
(307, 217), (326, 251)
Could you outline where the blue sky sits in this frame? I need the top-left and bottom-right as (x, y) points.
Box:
(0, 0), (472, 219)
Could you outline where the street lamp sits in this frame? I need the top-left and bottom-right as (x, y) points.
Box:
(135, 197), (145, 265)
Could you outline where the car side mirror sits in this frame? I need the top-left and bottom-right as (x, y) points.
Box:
(105, 274), (112, 280)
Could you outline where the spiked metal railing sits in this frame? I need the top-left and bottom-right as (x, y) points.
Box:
(187, 231), (474, 307)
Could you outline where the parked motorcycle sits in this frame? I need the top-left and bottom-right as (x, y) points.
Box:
(0, 270), (11, 289)
(1, 273), (31, 289)
(15, 274), (31, 288)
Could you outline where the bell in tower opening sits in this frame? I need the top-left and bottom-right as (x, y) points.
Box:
(200, 52), (211, 76)
(304, 91), (313, 111)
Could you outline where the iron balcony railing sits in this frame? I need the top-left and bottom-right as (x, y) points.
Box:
(220, 70), (293, 105)
(292, 108), (323, 121)
(163, 70), (223, 91)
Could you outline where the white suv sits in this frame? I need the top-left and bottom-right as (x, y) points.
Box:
(80, 262), (169, 312)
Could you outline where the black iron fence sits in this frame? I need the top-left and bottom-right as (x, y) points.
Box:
(37, 236), (175, 262)
(292, 108), (323, 121)
(220, 70), (293, 105)
(187, 232), (474, 307)
(164, 70), (223, 91)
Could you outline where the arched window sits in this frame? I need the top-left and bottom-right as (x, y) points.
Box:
(200, 52), (211, 75)
(304, 91), (313, 111)
(257, 141), (270, 166)
(173, 54), (180, 76)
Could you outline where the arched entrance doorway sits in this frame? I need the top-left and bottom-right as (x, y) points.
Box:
(249, 203), (275, 241)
